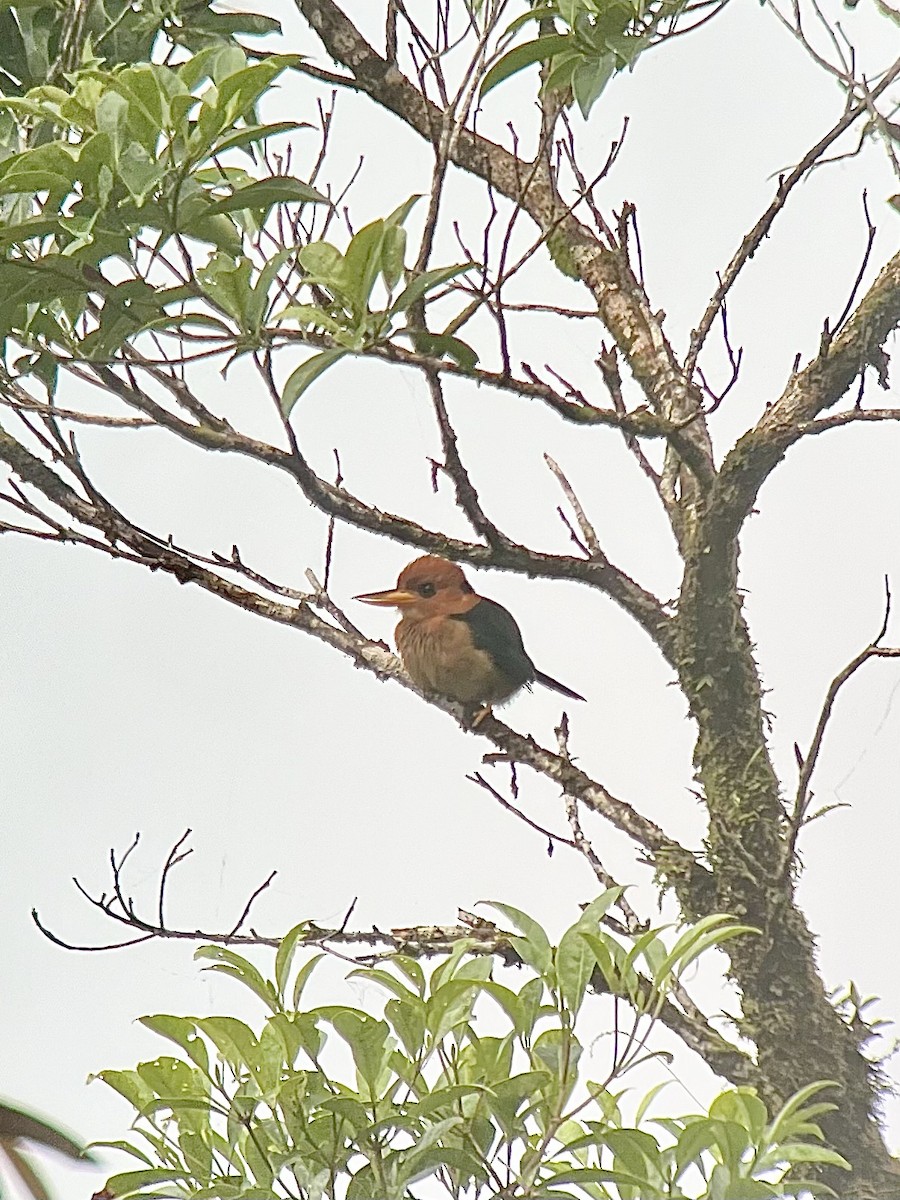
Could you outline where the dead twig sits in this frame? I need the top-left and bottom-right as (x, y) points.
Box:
(544, 453), (604, 559)
(786, 577), (900, 873)
(686, 56), (900, 375)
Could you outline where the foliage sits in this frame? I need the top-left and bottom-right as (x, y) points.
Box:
(0, 1), (281, 100)
(92, 898), (848, 1200)
(0, 60), (476, 409)
(480, 0), (720, 116)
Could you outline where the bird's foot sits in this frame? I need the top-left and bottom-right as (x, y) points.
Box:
(471, 704), (494, 728)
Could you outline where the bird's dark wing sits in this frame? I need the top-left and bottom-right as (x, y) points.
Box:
(451, 598), (535, 691)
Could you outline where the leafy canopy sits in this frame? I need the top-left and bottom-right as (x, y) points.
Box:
(92, 898), (848, 1200)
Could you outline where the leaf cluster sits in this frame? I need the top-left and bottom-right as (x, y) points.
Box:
(481, 0), (701, 117)
(0, 45), (321, 382)
(275, 196), (475, 415)
(0, 50), (477, 407)
(92, 896), (848, 1200)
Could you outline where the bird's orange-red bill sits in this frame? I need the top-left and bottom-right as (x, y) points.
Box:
(353, 588), (418, 607)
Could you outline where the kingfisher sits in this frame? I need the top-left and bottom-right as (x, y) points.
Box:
(355, 555), (584, 709)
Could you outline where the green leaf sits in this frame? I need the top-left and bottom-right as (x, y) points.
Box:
(389, 262), (472, 315)
(205, 175), (328, 215)
(207, 120), (305, 159)
(136, 1056), (208, 1107)
(256, 1017), (290, 1095)
(105, 1167), (192, 1195)
(708, 1088), (767, 1138)
(347, 967), (420, 1005)
(271, 304), (346, 336)
(384, 193), (422, 227)
(386, 996), (427, 1057)
(407, 330), (479, 369)
(91, 1069), (155, 1114)
(139, 1015), (209, 1074)
(274, 923), (319, 1004)
(542, 50), (583, 98)
(193, 944), (279, 1011)
(605, 1127), (665, 1186)
(572, 53), (616, 118)
(186, 11), (282, 38)
(482, 902), (552, 975)
(341, 218), (386, 310)
(480, 33), (574, 98)
(298, 240), (344, 280)
(710, 1118), (752, 1172)
(100, 66), (170, 152)
(281, 348), (348, 416)
(540, 1166), (651, 1188)
(196, 254), (253, 323)
(653, 915), (756, 987)
(380, 223), (407, 291)
(532, 1027), (581, 1082)
(391, 954), (426, 996)
(479, 980), (522, 1029)
(245, 245), (295, 333)
(330, 1012), (394, 1094)
(634, 1079), (671, 1126)
(213, 55), (303, 126)
(425, 977), (482, 1043)
(194, 1015), (259, 1073)
(0, 215), (62, 247)
(87, 1140), (153, 1167)
(407, 1085), (484, 1120)
(428, 937), (480, 990)
(767, 1080), (839, 1143)
(556, 892), (624, 1015)
(487, 1071), (552, 1136)
(766, 1142), (851, 1168)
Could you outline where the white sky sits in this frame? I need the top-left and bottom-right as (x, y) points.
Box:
(2, 1), (900, 1196)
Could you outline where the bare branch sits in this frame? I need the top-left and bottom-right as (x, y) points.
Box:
(0, 421), (695, 867)
(830, 191), (877, 339)
(714, 247), (900, 538)
(796, 407), (900, 434)
(554, 715), (644, 936)
(33, 832), (749, 1086)
(28, 364), (674, 648)
(543, 453), (612, 571)
(295, 0), (715, 480)
(686, 55), (900, 375)
(427, 370), (511, 546)
(595, 344), (668, 497)
(467, 770), (578, 850)
(787, 578), (900, 871)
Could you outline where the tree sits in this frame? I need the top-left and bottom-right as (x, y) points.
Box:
(1, 0), (899, 1196)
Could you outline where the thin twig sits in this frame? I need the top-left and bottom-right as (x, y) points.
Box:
(555, 716), (643, 935)
(686, 55), (900, 375)
(786, 577), (900, 871)
(426, 370), (510, 546)
(830, 191), (877, 339)
(544, 454), (604, 559)
(323, 449), (342, 591)
(467, 771), (577, 850)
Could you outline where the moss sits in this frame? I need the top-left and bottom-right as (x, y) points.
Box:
(546, 228), (581, 280)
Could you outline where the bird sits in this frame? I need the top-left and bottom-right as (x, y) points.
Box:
(354, 555), (584, 712)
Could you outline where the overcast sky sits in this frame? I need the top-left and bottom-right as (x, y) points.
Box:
(3, 1), (900, 1196)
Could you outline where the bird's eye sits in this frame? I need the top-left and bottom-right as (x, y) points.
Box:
(418, 582), (436, 597)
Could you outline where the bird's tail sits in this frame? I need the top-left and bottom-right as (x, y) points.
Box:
(534, 670), (585, 702)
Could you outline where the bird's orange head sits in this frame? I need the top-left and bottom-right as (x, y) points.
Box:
(355, 555), (479, 622)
